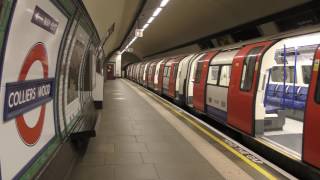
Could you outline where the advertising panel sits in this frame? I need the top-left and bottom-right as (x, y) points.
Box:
(0, 1), (67, 179)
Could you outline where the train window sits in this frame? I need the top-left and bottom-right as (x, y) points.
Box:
(163, 66), (168, 77)
(194, 62), (204, 83)
(208, 66), (219, 85)
(167, 66), (171, 77)
(302, 66), (312, 84)
(219, 65), (231, 87)
(240, 47), (262, 91)
(271, 66), (295, 83)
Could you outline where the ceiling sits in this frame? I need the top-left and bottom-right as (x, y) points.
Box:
(131, 0), (310, 57)
(82, 0), (143, 56)
(83, 0), (312, 59)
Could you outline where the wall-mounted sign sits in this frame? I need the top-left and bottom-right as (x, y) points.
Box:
(31, 6), (59, 34)
(0, 2), (67, 179)
(4, 78), (54, 121)
(3, 43), (54, 146)
(135, 29), (143, 37)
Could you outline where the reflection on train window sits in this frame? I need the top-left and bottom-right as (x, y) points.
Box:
(240, 47), (262, 91)
(302, 65), (312, 84)
(219, 65), (231, 87)
(209, 66), (219, 85)
(194, 62), (204, 83)
(271, 66), (296, 83)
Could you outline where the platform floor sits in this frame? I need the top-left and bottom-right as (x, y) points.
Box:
(69, 79), (288, 180)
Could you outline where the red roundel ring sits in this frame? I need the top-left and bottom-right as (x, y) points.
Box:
(16, 43), (48, 146)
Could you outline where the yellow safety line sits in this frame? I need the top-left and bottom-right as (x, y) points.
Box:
(136, 85), (278, 180)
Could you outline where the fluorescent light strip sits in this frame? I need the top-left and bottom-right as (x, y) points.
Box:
(122, 1), (171, 54)
(147, 16), (155, 24)
(160, 0), (170, 7)
(121, 36), (138, 53)
(143, 23), (149, 30)
(152, 7), (162, 17)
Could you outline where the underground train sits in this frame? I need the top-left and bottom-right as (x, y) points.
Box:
(126, 26), (320, 173)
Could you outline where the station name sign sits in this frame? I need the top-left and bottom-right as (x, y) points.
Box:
(3, 78), (55, 121)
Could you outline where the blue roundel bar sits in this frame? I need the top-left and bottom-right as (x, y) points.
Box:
(3, 78), (55, 121)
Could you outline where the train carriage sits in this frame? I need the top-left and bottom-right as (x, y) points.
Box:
(125, 26), (320, 171)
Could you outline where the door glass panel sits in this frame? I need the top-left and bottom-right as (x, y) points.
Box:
(208, 66), (219, 85)
(194, 62), (203, 83)
(219, 65), (231, 87)
(240, 47), (263, 91)
(167, 66), (171, 77)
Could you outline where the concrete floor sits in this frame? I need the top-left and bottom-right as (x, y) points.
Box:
(69, 79), (270, 180)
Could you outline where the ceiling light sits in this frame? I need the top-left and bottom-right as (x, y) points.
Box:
(160, 0), (170, 7)
(152, 8), (162, 17)
(143, 24), (149, 29)
(147, 16), (155, 24)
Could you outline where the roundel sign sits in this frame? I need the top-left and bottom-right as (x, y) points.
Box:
(3, 43), (55, 146)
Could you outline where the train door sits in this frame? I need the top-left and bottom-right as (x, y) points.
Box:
(134, 64), (140, 82)
(143, 63), (150, 87)
(193, 51), (218, 112)
(154, 60), (164, 91)
(163, 60), (173, 95)
(303, 47), (320, 168)
(168, 62), (180, 98)
(147, 63), (154, 88)
(228, 41), (273, 135)
(157, 59), (167, 94)
(176, 54), (195, 104)
(106, 63), (115, 80)
(151, 63), (157, 89)
(186, 54), (205, 107)
(139, 64), (145, 85)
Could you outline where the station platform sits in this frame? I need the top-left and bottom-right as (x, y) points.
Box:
(69, 79), (294, 180)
